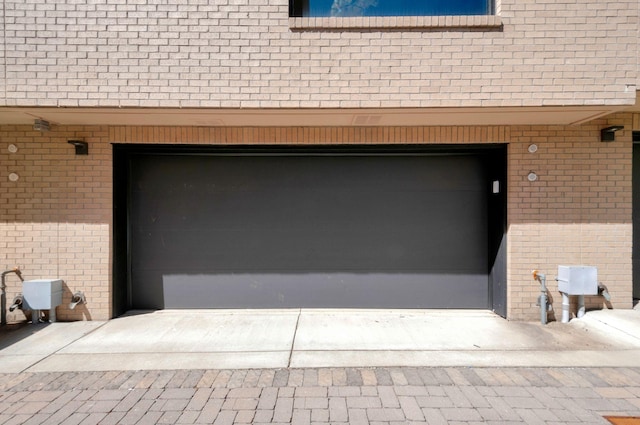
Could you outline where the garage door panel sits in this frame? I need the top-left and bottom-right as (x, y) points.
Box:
(161, 273), (488, 309)
(129, 152), (491, 310)
(132, 155), (483, 192)
(133, 189), (482, 230)
(133, 193), (487, 272)
(133, 220), (486, 273)
(133, 272), (489, 311)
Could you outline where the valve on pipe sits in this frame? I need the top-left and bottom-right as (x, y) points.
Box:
(598, 283), (611, 302)
(9, 294), (23, 312)
(69, 291), (86, 310)
(533, 270), (552, 325)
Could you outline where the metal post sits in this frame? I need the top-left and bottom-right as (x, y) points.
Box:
(533, 270), (548, 325)
(577, 295), (586, 318)
(561, 292), (570, 323)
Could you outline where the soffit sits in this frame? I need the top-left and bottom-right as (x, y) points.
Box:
(0, 104), (634, 128)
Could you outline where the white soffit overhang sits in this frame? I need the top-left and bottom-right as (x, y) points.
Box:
(0, 104), (635, 127)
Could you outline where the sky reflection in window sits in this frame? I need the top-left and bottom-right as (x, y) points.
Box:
(304, 0), (490, 17)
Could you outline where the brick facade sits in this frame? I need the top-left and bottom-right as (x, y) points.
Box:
(0, 117), (636, 321)
(0, 0), (639, 321)
(1, 0), (637, 109)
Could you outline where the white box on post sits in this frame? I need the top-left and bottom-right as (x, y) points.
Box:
(557, 266), (598, 295)
(22, 279), (63, 323)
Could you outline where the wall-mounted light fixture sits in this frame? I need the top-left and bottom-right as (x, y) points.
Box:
(600, 125), (624, 142)
(33, 119), (51, 132)
(68, 140), (89, 155)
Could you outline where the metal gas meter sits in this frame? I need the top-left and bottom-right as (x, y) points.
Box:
(22, 279), (63, 323)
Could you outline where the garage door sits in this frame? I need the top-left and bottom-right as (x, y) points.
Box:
(125, 149), (494, 310)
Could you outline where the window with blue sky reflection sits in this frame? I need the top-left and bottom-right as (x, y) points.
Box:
(298, 0), (491, 17)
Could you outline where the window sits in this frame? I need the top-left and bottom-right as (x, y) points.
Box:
(290, 0), (492, 17)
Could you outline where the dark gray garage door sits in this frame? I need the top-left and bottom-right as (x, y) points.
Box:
(128, 152), (492, 309)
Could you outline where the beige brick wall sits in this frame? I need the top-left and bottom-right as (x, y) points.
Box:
(1, 0), (637, 109)
(0, 117), (635, 321)
(0, 126), (112, 321)
(508, 113), (634, 320)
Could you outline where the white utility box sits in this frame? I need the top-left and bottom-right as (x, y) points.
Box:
(557, 266), (598, 295)
(23, 279), (63, 322)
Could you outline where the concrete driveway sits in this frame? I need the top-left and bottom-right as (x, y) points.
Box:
(1, 309), (639, 373)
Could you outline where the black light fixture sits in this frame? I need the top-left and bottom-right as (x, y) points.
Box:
(68, 140), (89, 155)
(600, 125), (624, 142)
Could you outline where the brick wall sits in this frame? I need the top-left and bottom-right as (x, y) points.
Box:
(0, 116), (635, 321)
(1, 0), (637, 109)
(508, 113), (634, 320)
(0, 126), (112, 321)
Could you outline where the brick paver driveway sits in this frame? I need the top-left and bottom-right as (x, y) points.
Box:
(1, 367), (639, 424)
